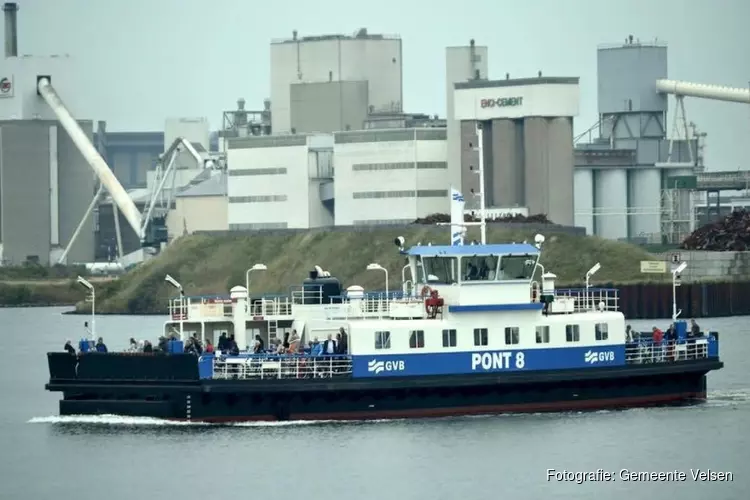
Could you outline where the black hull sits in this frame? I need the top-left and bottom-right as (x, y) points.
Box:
(47, 359), (722, 422)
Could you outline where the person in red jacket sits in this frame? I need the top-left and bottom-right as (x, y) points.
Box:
(652, 327), (664, 361)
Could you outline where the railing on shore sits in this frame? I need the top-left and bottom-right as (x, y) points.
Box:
(202, 353), (352, 380)
(624, 337), (713, 364)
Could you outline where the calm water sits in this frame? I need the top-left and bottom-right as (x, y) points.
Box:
(0, 307), (747, 500)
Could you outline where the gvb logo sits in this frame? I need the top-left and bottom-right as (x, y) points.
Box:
(367, 359), (405, 375)
(584, 350), (615, 364)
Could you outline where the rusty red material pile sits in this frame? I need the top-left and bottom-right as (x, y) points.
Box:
(681, 209), (750, 251)
(413, 213), (552, 224)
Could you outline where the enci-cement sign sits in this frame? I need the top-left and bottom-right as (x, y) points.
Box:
(480, 97), (523, 108)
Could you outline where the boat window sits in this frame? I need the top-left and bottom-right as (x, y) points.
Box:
(409, 330), (425, 349)
(504, 327), (520, 345)
(473, 328), (488, 346)
(442, 329), (457, 347)
(535, 325), (550, 344)
(595, 323), (609, 341)
(565, 325), (580, 342)
(375, 331), (391, 350)
(497, 255), (537, 280)
(421, 257), (458, 284)
(461, 255), (499, 281)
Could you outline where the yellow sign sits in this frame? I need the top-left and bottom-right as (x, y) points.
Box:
(640, 261), (667, 273)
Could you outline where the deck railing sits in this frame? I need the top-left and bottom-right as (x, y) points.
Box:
(202, 353), (352, 380)
(553, 288), (620, 313)
(624, 337), (713, 364)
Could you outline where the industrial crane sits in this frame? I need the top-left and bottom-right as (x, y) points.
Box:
(36, 77), (206, 265)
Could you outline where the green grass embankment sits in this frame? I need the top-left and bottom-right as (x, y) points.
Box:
(0, 265), (114, 307)
(77, 226), (668, 315)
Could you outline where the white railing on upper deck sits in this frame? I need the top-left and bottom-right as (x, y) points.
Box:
(625, 338), (711, 364)
(248, 296), (293, 317)
(169, 296), (232, 321)
(205, 354), (352, 380)
(551, 288), (619, 314)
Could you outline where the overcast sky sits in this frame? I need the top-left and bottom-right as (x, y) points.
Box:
(11, 0), (750, 169)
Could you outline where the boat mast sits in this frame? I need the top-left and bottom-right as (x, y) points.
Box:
(474, 123), (487, 244)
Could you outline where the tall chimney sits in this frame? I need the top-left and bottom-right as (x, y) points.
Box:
(4, 2), (18, 58)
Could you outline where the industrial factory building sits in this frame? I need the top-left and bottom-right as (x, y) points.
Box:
(226, 134), (334, 230)
(452, 77), (580, 226)
(333, 128), (448, 225)
(0, 2), (95, 265)
(270, 29), (403, 134)
(575, 39), (698, 242)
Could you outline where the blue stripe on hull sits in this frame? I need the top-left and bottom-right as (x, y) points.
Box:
(448, 303), (544, 312)
(353, 345), (626, 378)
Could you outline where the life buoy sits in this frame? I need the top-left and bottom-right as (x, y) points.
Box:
(420, 285), (432, 298)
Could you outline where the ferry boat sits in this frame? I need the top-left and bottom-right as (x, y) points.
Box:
(44, 127), (722, 422)
(45, 232), (723, 422)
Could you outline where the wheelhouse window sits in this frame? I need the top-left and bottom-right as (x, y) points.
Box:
(473, 328), (488, 346)
(595, 323), (609, 341)
(442, 329), (457, 347)
(497, 255), (537, 280)
(409, 330), (425, 349)
(535, 325), (550, 344)
(375, 331), (391, 349)
(565, 325), (580, 342)
(504, 327), (520, 345)
(461, 255), (499, 281)
(421, 257), (458, 284)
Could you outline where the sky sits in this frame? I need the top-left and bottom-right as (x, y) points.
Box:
(10, 0), (750, 170)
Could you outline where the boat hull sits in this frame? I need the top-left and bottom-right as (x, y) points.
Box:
(48, 358), (721, 422)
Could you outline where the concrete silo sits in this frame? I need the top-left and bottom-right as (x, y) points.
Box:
(453, 77), (579, 225)
(628, 168), (662, 238)
(594, 169), (628, 240)
(573, 169), (594, 234)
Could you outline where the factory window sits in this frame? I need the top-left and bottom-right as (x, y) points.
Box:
(473, 328), (488, 347)
(565, 325), (580, 343)
(417, 189), (448, 198)
(353, 190), (415, 199)
(535, 326), (550, 344)
(352, 161), (447, 171)
(375, 331), (391, 350)
(228, 195), (288, 203)
(409, 330), (425, 349)
(442, 329), (457, 347)
(229, 167), (287, 176)
(595, 323), (609, 341)
(504, 327), (520, 345)
(497, 255), (537, 280)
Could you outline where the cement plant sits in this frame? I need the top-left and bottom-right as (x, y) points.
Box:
(1, 3), (749, 270)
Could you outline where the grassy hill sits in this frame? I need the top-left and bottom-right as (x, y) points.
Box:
(80, 225), (668, 315)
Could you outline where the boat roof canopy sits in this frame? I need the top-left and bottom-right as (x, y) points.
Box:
(404, 243), (540, 257)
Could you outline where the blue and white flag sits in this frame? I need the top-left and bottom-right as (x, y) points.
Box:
(450, 186), (465, 246)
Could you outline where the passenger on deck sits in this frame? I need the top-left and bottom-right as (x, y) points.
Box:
(228, 335), (239, 356)
(690, 319), (701, 338)
(218, 333), (228, 351)
(289, 330), (300, 353)
(64, 340), (76, 355)
(311, 337), (323, 356)
(95, 337), (108, 353)
(322, 334), (336, 356)
(625, 325), (633, 343)
(191, 334), (203, 355)
(252, 335), (264, 354)
(651, 327), (664, 362)
(143, 340), (153, 353)
(336, 327), (349, 354)
(127, 338), (138, 352)
(204, 339), (214, 354)
(282, 332), (290, 350)
(157, 336), (169, 352)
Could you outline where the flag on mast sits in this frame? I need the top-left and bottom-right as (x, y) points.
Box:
(450, 187), (465, 246)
